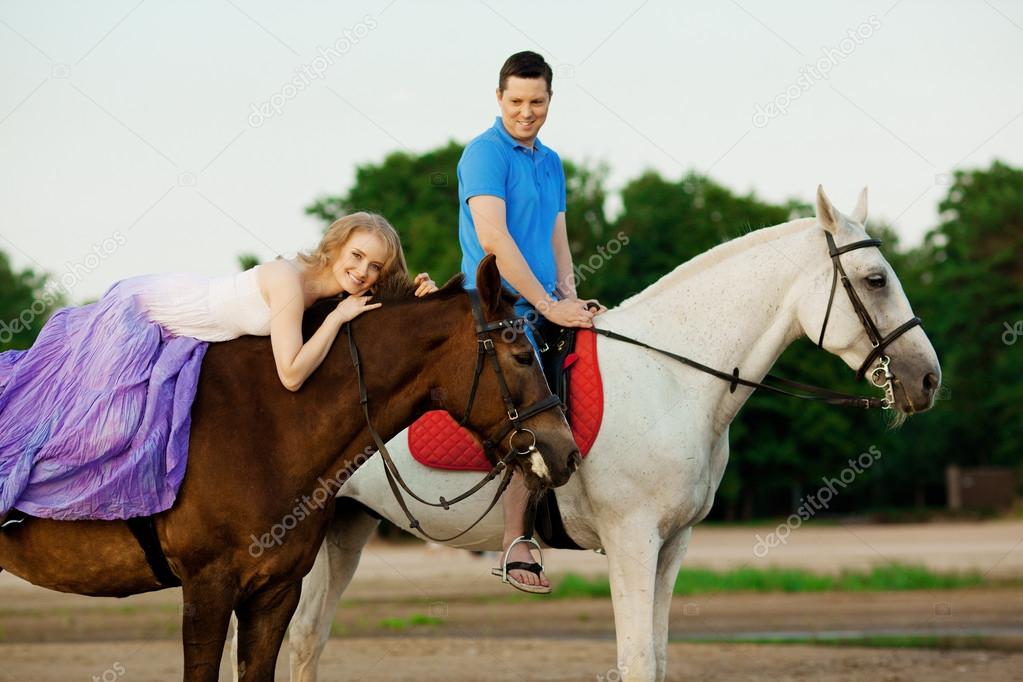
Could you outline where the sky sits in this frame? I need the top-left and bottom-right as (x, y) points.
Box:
(1, 0), (1021, 302)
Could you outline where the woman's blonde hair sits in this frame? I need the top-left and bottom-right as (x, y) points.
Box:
(297, 212), (409, 283)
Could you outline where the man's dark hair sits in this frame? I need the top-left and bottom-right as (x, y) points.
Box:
(498, 51), (553, 94)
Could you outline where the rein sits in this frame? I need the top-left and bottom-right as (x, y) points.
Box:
(344, 289), (563, 543)
(594, 231), (923, 411)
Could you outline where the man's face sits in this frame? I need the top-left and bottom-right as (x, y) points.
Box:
(496, 76), (551, 146)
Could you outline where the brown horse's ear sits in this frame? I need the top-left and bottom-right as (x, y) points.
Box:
(475, 254), (502, 315)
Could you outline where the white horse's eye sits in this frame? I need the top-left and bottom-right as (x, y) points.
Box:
(866, 273), (887, 289)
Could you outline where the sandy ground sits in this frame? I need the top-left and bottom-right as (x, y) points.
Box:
(2, 520), (1023, 680)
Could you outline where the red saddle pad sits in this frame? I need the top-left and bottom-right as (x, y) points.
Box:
(409, 329), (604, 471)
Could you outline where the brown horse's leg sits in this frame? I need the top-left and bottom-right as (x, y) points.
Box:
(180, 572), (238, 682)
(235, 581), (303, 682)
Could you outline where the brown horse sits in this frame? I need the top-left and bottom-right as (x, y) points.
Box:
(0, 255), (579, 681)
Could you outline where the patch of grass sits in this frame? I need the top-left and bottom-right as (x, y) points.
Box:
(683, 634), (1001, 650)
(377, 613), (445, 631)
(548, 564), (987, 599)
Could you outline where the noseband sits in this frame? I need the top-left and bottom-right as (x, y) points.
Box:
(816, 232), (922, 408)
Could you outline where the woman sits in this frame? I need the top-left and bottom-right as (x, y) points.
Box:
(0, 212), (436, 524)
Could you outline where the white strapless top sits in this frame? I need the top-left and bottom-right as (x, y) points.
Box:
(135, 267), (272, 342)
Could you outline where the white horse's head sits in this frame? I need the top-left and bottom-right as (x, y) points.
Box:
(796, 185), (941, 415)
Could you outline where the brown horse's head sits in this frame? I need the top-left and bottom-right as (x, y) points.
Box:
(350, 255), (579, 490)
(453, 255), (581, 489)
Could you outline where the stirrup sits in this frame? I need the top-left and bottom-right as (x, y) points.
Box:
(491, 536), (551, 594)
(500, 535), (544, 579)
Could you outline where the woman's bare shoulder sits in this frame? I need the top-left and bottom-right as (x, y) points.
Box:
(258, 259), (303, 301)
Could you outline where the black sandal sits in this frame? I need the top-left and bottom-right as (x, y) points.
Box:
(491, 536), (552, 594)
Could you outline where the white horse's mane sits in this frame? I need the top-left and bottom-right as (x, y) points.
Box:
(617, 216), (819, 309)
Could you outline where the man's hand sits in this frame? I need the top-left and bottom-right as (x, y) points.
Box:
(581, 298), (607, 315)
(413, 272), (438, 297)
(540, 298), (596, 328)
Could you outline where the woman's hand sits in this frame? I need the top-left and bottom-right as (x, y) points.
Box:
(414, 272), (438, 297)
(332, 294), (382, 324)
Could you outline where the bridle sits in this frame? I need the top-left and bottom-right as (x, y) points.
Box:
(816, 231), (922, 408)
(459, 289), (564, 457)
(345, 289), (564, 542)
(593, 230), (924, 411)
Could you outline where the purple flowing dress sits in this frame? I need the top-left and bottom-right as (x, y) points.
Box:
(0, 268), (272, 521)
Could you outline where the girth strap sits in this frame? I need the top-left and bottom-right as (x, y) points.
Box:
(126, 516), (180, 588)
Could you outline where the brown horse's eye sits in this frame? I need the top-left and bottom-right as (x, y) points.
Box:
(866, 273), (887, 289)
(513, 352), (535, 366)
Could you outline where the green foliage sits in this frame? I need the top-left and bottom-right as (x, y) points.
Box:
(4, 143), (1013, 520)
(305, 141), (465, 281)
(683, 635), (997, 650)
(237, 253), (260, 271)
(549, 564), (987, 599)
(377, 613), (444, 630)
(0, 252), (65, 352)
(301, 148), (1022, 517)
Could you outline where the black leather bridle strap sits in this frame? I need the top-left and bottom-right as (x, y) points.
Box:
(343, 291), (565, 542)
(817, 236), (881, 348)
(856, 316), (922, 380)
(818, 233), (922, 380)
(593, 230), (926, 411)
(593, 327), (884, 409)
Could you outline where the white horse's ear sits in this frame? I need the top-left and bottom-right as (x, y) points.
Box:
(850, 186), (868, 225)
(816, 185), (839, 234)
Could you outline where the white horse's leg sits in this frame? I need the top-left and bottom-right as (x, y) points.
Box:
(651, 526), (692, 682)
(602, 516), (662, 682)
(289, 504), (379, 682)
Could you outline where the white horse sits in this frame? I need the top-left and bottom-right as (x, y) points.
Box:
(273, 186), (941, 681)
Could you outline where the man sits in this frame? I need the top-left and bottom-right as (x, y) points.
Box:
(458, 51), (603, 593)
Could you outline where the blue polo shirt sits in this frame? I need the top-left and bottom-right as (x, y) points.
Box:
(458, 117), (567, 294)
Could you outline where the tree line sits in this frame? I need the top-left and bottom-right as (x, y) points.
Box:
(4, 146), (1020, 518)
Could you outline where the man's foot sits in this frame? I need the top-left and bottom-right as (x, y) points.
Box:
(492, 536), (551, 594)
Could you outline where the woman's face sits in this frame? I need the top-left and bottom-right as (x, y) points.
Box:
(332, 230), (389, 295)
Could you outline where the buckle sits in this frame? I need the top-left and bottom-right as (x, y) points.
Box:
(481, 338), (495, 351)
(507, 407), (519, 421)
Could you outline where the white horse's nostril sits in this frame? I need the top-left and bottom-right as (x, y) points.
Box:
(923, 372), (939, 394)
